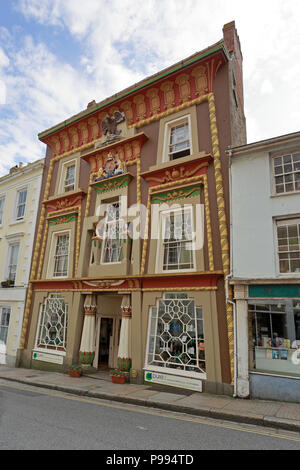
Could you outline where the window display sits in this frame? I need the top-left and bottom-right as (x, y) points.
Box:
(146, 293), (205, 376)
(249, 301), (300, 376)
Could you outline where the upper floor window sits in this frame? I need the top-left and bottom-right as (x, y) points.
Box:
(53, 234), (70, 277)
(273, 153), (300, 194)
(16, 189), (27, 220)
(7, 243), (20, 282)
(64, 164), (75, 192)
(157, 207), (195, 272)
(0, 196), (5, 225)
(101, 202), (125, 264)
(277, 218), (300, 274)
(165, 116), (191, 161)
(0, 306), (11, 346)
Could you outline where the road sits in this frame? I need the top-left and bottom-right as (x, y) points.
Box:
(0, 379), (299, 450)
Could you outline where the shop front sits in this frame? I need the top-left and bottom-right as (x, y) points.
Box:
(234, 283), (300, 402)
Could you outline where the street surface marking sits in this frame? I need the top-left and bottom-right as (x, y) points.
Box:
(0, 379), (300, 443)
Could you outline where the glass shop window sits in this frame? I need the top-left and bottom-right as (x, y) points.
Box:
(249, 301), (300, 377)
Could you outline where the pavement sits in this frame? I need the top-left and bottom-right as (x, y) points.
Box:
(0, 365), (300, 434)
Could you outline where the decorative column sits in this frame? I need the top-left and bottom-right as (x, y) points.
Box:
(117, 294), (132, 371)
(79, 294), (97, 367)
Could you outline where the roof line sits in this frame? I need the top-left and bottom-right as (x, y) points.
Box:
(39, 41), (227, 140)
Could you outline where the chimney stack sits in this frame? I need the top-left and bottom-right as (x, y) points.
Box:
(223, 21), (244, 107)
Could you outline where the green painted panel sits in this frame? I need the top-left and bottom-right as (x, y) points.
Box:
(152, 186), (201, 204)
(249, 284), (300, 298)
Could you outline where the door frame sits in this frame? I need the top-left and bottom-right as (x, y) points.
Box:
(93, 315), (121, 369)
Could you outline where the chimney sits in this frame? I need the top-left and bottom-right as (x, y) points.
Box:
(223, 21), (244, 107)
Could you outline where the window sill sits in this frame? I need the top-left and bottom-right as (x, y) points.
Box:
(270, 190), (300, 198)
(9, 218), (25, 226)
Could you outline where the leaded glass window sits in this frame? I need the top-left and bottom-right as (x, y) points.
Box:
(146, 293), (205, 375)
(36, 294), (68, 351)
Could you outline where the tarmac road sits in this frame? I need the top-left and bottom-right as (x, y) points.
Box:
(0, 379), (300, 451)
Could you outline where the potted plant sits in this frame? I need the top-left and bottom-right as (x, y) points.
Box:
(1, 280), (15, 288)
(110, 369), (127, 384)
(68, 364), (83, 378)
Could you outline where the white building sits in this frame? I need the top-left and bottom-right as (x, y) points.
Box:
(229, 131), (300, 402)
(0, 159), (44, 366)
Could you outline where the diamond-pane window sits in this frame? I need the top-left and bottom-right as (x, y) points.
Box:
(36, 294), (68, 351)
(146, 293), (205, 375)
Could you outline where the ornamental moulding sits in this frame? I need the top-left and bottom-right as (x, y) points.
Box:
(39, 52), (226, 159)
(141, 154), (212, 187)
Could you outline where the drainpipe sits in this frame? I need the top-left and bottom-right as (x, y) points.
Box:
(226, 147), (238, 398)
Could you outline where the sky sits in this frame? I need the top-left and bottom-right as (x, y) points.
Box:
(0, 0), (299, 176)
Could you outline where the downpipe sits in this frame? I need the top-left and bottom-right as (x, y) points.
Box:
(226, 272), (237, 398)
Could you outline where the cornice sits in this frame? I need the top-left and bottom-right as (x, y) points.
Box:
(38, 43), (227, 141)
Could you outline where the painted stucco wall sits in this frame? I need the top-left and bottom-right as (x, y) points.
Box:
(231, 148), (300, 279)
(0, 159), (44, 365)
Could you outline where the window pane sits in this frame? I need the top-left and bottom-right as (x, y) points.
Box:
(53, 235), (69, 276)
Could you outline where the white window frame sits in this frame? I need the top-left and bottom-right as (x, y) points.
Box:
(100, 201), (125, 265)
(0, 305), (11, 347)
(275, 217), (300, 276)
(0, 195), (6, 226)
(155, 206), (196, 274)
(47, 230), (71, 279)
(272, 152), (300, 195)
(6, 242), (20, 282)
(34, 294), (68, 354)
(163, 114), (192, 163)
(144, 293), (206, 380)
(59, 159), (77, 194)
(15, 187), (27, 221)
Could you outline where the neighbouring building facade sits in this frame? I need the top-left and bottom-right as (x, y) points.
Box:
(0, 159), (44, 366)
(18, 21), (246, 395)
(230, 131), (300, 402)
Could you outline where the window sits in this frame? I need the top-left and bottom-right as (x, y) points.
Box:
(101, 202), (125, 264)
(15, 189), (27, 220)
(249, 301), (300, 377)
(7, 243), (19, 282)
(0, 307), (11, 346)
(146, 293), (205, 376)
(64, 164), (75, 192)
(53, 234), (70, 277)
(158, 208), (194, 272)
(276, 219), (300, 273)
(36, 294), (68, 352)
(165, 116), (191, 161)
(0, 196), (5, 225)
(273, 153), (300, 194)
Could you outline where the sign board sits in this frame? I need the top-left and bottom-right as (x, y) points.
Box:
(249, 284), (300, 298)
(144, 370), (202, 392)
(32, 350), (64, 365)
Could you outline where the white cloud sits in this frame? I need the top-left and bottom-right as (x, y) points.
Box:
(0, 0), (298, 176)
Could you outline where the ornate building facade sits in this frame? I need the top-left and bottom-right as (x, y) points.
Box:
(18, 21), (246, 394)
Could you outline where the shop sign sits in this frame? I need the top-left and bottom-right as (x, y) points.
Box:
(144, 370), (202, 392)
(249, 285), (300, 298)
(32, 350), (64, 365)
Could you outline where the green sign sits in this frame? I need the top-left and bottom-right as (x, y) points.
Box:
(249, 285), (300, 298)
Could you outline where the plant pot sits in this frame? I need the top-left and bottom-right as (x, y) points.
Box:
(111, 375), (126, 384)
(69, 370), (82, 378)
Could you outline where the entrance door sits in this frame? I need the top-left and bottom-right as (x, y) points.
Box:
(98, 318), (113, 369)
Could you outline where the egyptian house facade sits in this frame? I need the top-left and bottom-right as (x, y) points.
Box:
(19, 22), (246, 394)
